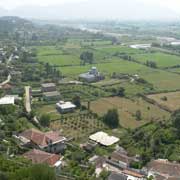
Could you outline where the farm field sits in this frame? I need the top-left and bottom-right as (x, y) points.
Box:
(38, 54), (81, 66)
(133, 52), (180, 68)
(50, 114), (105, 141)
(147, 91), (180, 111)
(95, 45), (145, 54)
(60, 60), (180, 91)
(35, 104), (61, 120)
(35, 45), (180, 92)
(88, 97), (170, 128)
(168, 67), (180, 74)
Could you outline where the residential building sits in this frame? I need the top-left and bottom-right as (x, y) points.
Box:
(122, 169), (145, 180)
(56, 101), (76, 113)
(146, 159), (180, 180)
(89, 155), (107, 177)
(23, 149), (62, 168)
(108, 149), (140, 169)
(19, 128), (66, 153)
(79, 67), (105, 83)
(43, 91), (60, 101)
(108, 172), (128, 180)
(41, 83), (56, 92)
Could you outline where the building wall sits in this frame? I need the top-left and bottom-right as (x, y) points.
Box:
(42, 86), (56, 92)
(46, 142), (66, 153)
(57, 107), (75, 114)
(43, 95), (60, 101)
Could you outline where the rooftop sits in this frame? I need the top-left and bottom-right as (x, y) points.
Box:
(43, 91), (60, 97)
(123, 169), (144, 178)
(146, 159), (180, 177)
(41, 83), (56, 88)
(19, 128), (66, 148)
(56, 101), (76, 110)
(0, 96), (15, 105)
(23, 149), (61, 166)
(89, 131), (119, 146)
(108, 172), (128, 180)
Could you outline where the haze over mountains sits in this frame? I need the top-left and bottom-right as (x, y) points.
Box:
(0, 0), (179, 20)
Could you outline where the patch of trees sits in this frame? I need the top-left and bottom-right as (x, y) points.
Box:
(121, 111), (180, 165)
(72, 95), (81, 108)
(39, 114), (50, 127)
(45, 62), (62, 80)
(146, 60), (157, 68)
(80, 51), (94, 65)
(103, 109), (119, 128)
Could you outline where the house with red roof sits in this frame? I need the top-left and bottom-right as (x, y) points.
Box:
(23, 149), (63, 168)
(19, 128), (66, 153)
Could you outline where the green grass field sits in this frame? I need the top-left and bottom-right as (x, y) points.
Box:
(35, 45), (180, 92)
(133, 52), (180, 68)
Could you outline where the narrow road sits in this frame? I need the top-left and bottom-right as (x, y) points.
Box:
(0, 74), (11, 88)
(7, 54), (13, 65)
(0, 53), (13, 88)
(25, 86), (31, 113)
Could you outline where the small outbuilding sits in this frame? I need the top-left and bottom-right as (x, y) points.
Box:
(41, 83), (56, 92)
(56, 101), (76, 113)
(43, 91), (60, 101)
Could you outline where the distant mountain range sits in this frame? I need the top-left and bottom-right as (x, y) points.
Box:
(0, 0), (179, 20)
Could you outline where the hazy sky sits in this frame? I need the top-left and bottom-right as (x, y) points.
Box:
(0, 0), (179, 14)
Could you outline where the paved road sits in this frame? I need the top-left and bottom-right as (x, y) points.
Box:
(25, 86), (31, 113)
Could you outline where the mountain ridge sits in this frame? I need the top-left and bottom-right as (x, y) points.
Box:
(0, 0), (179, 20)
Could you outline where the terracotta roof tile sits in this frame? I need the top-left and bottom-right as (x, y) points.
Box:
(23, 149), (60, 166)
(147, 160), (180, 177)
(20, 128), (65, 147)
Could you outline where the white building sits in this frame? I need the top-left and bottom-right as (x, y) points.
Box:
(56, 101), (76, 113)
(129, 44), (151, 49)
(0, 96), (15, 105)
(89, 131), (119, 146)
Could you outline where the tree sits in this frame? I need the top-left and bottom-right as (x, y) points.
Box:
(135, 110), (142, 121)
(146, 60), (157, 68)
(39, 114), (50, 127)
(80, 51), (94, 65)
(10, 164), (56, 180)
(172, 110), (180, 136)
(0, 172), (8, 180)
(103, 109), (119, 128)
(117, 87), (125, 97)
(72, 95), (81, 108)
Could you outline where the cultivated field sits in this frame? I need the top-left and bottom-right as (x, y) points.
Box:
(134, 52), (180, 68)
(147, 91), (180, 111)
(35, 43), (180, 92)
(50, 114), (105, 141)
(88, 97), (170, 128)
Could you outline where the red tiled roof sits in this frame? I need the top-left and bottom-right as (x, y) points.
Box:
(146, 160), (180, 177)
(2, 84), (12, 89)
(23, 149), (60, 166)
(123, 170), (144, 178)
(20, 128), (65, 147)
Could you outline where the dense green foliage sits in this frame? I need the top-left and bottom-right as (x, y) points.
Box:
(121, 111), (180, 165)
(103, 109), (119, 128)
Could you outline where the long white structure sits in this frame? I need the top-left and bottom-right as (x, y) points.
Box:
(0, 96), (15, 105)
(89, 131), (119, 146)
